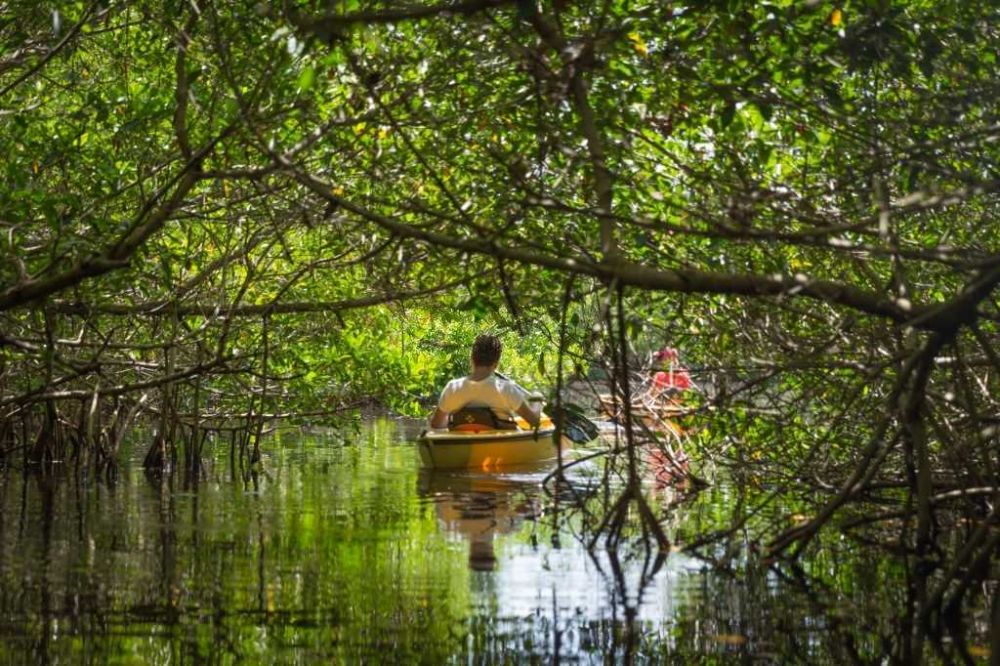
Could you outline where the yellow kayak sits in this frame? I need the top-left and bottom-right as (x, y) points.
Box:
(418, 417), (561, 470)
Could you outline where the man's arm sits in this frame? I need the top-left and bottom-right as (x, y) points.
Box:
(430, 407), (449, 429)
(430, 381), (456, 429)
(516, 402), (540, 429)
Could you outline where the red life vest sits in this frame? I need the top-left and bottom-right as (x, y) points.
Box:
(653, 368), (691, 390)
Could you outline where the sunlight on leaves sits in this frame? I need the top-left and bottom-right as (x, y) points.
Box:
(627, 32), (649, 57)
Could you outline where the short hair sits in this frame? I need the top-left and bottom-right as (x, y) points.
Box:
(471, 334), (502, 367)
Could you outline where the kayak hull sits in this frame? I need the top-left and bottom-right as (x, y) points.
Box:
(418, 427), (561, 469)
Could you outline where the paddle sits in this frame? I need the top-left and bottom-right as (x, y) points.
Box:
(547, 403), (600, 443)
(494, 372), (599, 444)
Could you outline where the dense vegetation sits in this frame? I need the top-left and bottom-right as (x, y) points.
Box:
(2, 1), (998, 660)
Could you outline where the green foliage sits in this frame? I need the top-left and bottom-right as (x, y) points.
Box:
(0, 0), (997, 477)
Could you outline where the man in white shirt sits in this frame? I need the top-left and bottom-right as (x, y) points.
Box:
(430, 334), (541, 430)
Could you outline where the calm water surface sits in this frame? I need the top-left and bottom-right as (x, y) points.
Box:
(0, 419), (945, 663)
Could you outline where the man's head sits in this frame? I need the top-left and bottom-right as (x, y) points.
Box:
(471, 334), (502, 368)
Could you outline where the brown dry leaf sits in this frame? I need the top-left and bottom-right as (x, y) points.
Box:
(712, 634), (748, 646)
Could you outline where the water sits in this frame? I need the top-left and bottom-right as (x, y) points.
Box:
(0, 420), (989, 663)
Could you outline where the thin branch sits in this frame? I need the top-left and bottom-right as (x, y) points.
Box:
(0, 3), (97, 99)
(51, 275), (476, 317)
(290, 0), (515, 33)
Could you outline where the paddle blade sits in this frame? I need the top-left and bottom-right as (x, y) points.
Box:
(548, 404), (599, 443)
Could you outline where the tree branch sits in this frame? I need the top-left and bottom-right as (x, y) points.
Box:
(280, 161), (935, 328)
(290, 0), (515, 34)
(0, 134), (230, 312)
(50, 276), (475, 317)
(0, 3), (97, 99)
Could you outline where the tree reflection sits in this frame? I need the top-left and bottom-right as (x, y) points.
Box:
(0, 425), (994, 662)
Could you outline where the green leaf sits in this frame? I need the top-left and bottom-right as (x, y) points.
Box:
(298, 65), (316, 91)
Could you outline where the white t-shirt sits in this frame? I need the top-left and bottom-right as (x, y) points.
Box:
(437, 374), (529, 419)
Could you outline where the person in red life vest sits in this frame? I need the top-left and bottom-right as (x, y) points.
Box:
(649, 346), (693, 396)
(645, 346), (694, 487)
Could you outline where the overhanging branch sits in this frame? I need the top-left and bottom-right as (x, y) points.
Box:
(281, 161), (936, 329)
(50, 276), (476, 317)
(290, 0), (515, 33)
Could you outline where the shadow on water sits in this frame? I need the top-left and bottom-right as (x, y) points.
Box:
(0, 420), (994, 663)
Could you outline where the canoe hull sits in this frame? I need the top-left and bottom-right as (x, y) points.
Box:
(598, 394), (687, 437)
(418, 428), (561, 469)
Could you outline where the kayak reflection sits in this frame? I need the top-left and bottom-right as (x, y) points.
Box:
(417, 466), (547, 572)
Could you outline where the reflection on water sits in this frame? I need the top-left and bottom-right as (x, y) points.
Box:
(419, 469), (544, 572)
(0, 420), (991, 663)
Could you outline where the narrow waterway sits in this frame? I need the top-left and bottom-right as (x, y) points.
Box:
(0, 420), (988, 663)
